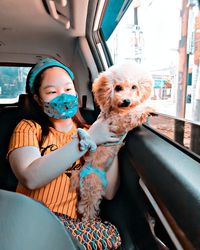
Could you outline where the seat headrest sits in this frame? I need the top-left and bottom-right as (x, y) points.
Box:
(18, 94), (30, 110)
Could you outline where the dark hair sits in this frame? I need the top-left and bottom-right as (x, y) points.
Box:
(24, 66), (87, 147)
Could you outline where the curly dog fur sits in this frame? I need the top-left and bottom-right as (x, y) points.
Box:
(71, 62), (153, 221)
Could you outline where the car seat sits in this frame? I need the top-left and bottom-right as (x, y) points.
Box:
(0, 189), (82, 250)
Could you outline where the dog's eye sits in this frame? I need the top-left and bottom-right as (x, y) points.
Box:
(132, 85), (137, 90)
(115, 85), (122, 91)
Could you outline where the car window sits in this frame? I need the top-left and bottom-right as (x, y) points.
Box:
(0, 66), (31, 104)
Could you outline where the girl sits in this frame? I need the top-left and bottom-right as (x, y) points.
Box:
(7, 58), (122, 249)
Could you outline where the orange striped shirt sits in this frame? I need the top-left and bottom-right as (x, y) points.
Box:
(8, 119), (81, 219)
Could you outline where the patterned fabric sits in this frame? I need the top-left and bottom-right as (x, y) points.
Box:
(55, 213), (121, 250)
(7, 119), (80, 218)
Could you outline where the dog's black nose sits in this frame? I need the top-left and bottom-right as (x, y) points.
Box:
(121, 99), (131, 107)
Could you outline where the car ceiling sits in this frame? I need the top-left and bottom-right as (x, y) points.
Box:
(0, 0), (90, 65)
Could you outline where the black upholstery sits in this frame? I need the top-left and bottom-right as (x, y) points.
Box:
(0, 94), (34, 191)
(80, 107), (98, 124)
(0, 189), (82, 250)
(0, 106), (23, 191)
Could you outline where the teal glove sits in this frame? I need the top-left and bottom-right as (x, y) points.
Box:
(77, 128), (97, 152)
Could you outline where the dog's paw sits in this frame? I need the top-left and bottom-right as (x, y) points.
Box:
(140, 113), (149, 124)
(138, 106), (154, 124)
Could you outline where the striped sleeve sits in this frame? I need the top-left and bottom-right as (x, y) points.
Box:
(7, 119), (41, 157)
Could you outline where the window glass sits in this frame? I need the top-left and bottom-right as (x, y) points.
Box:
(0, 66), (31, 103)
(147, 113), (200, 157)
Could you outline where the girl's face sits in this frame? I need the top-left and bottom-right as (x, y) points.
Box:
(38, 67), (76, 102)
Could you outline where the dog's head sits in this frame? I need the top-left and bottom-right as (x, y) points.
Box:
(92, 62), (153, 113)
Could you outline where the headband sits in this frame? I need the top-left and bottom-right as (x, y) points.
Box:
(28, 57), (74, 94)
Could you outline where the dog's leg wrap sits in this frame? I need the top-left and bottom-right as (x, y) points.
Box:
(79, 164), (108, 188)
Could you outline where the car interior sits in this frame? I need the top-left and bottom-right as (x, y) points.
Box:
(0, 1), (200, 250)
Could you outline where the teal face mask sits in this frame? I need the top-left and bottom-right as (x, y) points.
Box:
(43, 93), (78, 119)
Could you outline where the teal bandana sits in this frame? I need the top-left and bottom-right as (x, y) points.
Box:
(43, 93), (78, 119)
(28, 58), (74, 94)
(80, 164), (108, 188)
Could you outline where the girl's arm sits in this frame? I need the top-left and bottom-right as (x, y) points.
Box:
(9, 137), (87, 190)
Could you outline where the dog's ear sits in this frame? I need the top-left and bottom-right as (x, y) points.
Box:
(92, 74), (112, 112)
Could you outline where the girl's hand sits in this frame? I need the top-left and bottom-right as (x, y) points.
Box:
(87, 117), (121, 145)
